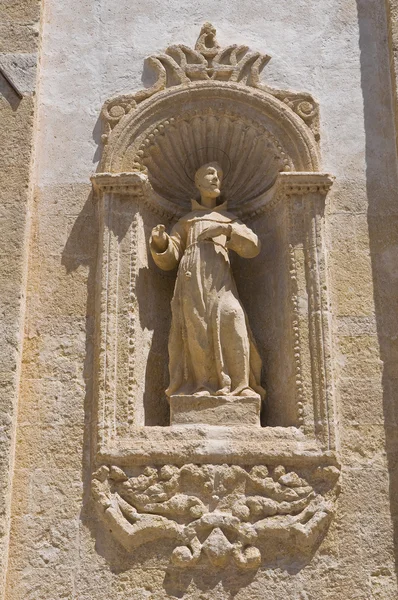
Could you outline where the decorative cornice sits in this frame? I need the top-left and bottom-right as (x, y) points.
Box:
(275, 172), (335, 196)
(91, 171), (181, 218)
(90, 171), (149, 194)
(91, 171), (335, 220)
(238, 172), (335, 218)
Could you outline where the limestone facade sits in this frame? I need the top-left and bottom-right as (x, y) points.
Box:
(1, 1), (398, 599)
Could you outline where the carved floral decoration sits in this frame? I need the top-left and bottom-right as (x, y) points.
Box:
(92, 462), (340, 569)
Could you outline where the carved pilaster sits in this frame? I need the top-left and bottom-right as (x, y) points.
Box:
(92, 174), (149, 449)
(278, 173), (335, 447)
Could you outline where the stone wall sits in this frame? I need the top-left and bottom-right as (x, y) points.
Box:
(0, 0), (40, 595)
(1, 0), (398, 598)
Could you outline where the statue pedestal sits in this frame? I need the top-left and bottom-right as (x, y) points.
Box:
(169, 395), (261, 426)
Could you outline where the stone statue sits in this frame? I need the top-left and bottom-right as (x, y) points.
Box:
(150, 162), (265, 402)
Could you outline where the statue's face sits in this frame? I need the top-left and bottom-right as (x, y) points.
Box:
(195, 166), (222, 198)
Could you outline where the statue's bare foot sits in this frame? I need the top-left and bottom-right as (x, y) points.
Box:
(193, 389), (211, 397)
(215, 387), (230, 396)
(239, 388), (260, 398)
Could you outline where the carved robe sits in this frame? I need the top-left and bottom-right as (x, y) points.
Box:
(150, 200), (265, 399)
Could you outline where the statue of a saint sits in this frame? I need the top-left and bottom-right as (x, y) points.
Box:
(150, 162), (265, 401)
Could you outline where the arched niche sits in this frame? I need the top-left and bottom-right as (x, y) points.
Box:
(91, 25), (336, 462)
(100, 81), (321, 217)
(90, 24), (340, 568)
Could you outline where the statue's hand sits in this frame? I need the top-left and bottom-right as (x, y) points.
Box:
(151, 224), (168, 253)
(197, 223), (232, 242)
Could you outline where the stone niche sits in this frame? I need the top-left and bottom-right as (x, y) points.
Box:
(90, 23), (339, 569)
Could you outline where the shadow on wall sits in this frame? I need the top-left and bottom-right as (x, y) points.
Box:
(0, 73), (22, 110)
(135, 264), (172, 426)
(61, 186), (99, 549)
(357, 0), (398, 580)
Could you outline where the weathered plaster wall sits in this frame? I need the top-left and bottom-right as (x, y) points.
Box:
(0, 0), (41, 596)
(380, 0), (398, 577)
(3, 0), (398, 598)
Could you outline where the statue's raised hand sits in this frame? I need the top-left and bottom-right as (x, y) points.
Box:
(151, 224), (168, 253)
(197, 223), (232, 242)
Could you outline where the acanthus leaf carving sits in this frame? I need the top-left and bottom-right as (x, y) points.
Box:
(92, 462), (340, 568)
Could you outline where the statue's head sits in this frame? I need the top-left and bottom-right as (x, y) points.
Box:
(194, 162), (223, 199)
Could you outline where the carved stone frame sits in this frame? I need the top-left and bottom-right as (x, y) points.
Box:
(91, 171), (336, 465)
(90, 24), (339, 566)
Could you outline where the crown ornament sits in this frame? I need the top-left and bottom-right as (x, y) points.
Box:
(160, 21), (271, 86)
(101, 23), (319, 143)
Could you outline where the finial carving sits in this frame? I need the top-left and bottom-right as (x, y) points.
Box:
(195, 22), (220, 56)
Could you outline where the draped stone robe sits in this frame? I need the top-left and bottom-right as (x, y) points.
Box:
(150, 200), (265, 400)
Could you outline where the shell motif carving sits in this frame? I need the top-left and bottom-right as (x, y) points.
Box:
(127, 109), (292, 211)
(92, 462), (340, 568)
